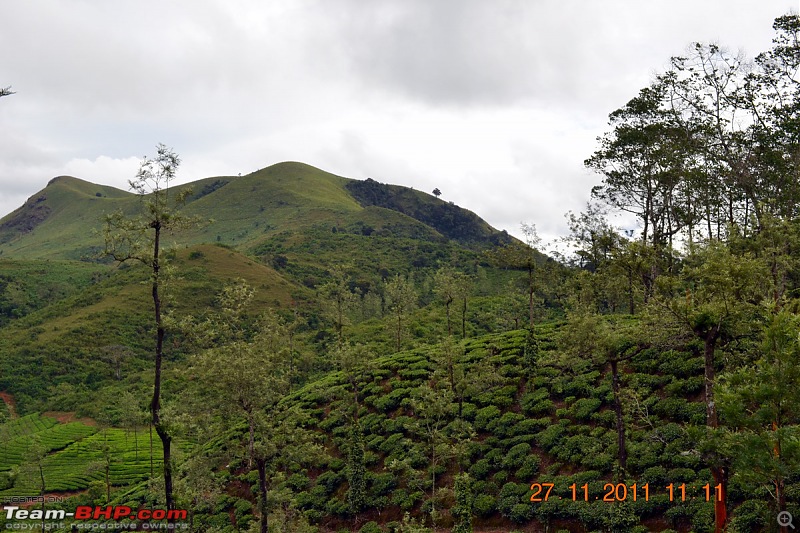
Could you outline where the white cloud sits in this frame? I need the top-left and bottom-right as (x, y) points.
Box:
(0, 0), (796, 244)
(62, 156), (141, 190)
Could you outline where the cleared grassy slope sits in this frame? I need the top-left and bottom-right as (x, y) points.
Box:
(0, 162), (505, 260)
(0, 244), (300, 412)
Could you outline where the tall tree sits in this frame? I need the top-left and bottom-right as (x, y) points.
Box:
(385, 274), (417, 352)
(186, 305), (317, 533)
(320, 266), (357, 344)
(719, 310), (800, 526)
(410, 381), (456, 524)
(654, 240), (767, 532)
(489, 223), (541, 328)
(103, 143), (196, 511)
(560, 309), (644, 475)
(433, 267), (471, 337)
(586, 80), (689, 252)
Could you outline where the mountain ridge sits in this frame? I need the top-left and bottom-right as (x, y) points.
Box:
(0, 161), (512, 260)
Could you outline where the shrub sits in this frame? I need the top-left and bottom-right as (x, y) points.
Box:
(380, 433), (406, 455)
(658, 354), (701, 377)
(569, 398), (602, 420)
(508, 503), (535, 524)
(521, 389), (552, 415)
(495, 412), (526, 437)
(367, 434), (385, 450)
(497, 483), (532, 522)
(374, 388), (409, 412)
(287, 472), (310, 491)
(515, 455), (541, 480)
(369, 472), (397, 497)
(653, 397), (693, 421)
(502, 442), (531, 470)
(666, 468), (697, 483)
(509, 418), (548, 436)
(469, 459), (491, 480)
(359, 521), (382, 533)
(484, 448), (505, 468)
(729, 500), (768, 532)
(535, 424), (565, 451)
(314, 470), (343, 494)
(641, 466), (667, 486)
(474, 405), (502, 431)
(460, 402), (477, 421)
(325, 498), (349, 517)
(391, 489), (423, 510)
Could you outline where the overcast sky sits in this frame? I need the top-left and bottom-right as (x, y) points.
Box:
(1, 1), (796, 246)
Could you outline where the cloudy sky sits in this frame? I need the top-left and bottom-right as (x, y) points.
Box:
(0, 1), (796, 246)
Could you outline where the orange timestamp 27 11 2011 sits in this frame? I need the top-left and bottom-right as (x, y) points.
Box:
(529, 482), (724, 503)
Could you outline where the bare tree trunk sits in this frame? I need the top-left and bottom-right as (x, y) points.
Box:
(150, 223), (174, 511)
(445, 299), (452, 337)
(257, 457), (269, 533)
(700, 325), (728, 533)
(528, 266), (535, 328)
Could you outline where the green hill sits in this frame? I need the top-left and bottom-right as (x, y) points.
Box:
(0, 162), (511, 261)
(0, 161), (578, 531)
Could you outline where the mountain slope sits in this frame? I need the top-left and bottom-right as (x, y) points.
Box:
(0, 162), (511, 260)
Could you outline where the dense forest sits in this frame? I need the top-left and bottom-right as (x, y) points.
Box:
(0, 12), (799, 533)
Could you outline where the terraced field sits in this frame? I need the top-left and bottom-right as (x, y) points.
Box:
(0, 414), (160, 495)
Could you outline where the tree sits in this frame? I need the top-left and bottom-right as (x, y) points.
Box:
(103, 143), (196, 511)
(560, 309), (644, 475)
(335, 342), (372, 426)
(719, 310), (800, 525)
(433, 267), (471, 337)
(433, 337), (501, 423)
(654, 240), (768, 531)
(319, 266), (358, 344)
(186, 300), (318, 533)
(451, 473), (474, 533)
(432, 188), (442, 198)
(385, 274), (417, 352)
(23, 436), (47, 530)
(98, 344), (134, 381)
(586, 80), (690, 252)
(489, 223), (541, 328)
(346, 423), (367, 519)
(410, 382), (456, 524)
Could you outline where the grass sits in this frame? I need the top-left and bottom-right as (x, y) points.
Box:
(0, 162), (450, 260)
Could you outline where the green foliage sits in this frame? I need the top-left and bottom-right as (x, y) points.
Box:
(729, 499), (768, 531)
(515, 455), (541, 480)
(359, 521), (382, 533)
(502, 443), (531, 470)
(347, 426), (367, 515)
(497, 482), (534, 523)
(473, 405), (501, 431)
(451, 473), (474, 533)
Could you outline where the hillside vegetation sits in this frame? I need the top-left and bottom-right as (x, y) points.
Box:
(1, 13), (800, 533)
